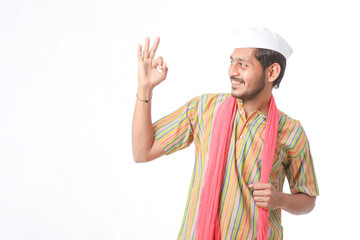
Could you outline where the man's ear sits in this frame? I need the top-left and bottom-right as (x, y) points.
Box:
(266, 63), (281, 83)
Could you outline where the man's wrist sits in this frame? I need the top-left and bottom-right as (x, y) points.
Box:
(276, 191), (288, 210)
(137, 87), (153, 101)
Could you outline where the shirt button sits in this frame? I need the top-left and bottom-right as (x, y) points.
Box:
(240, 111), (244, 114)
(240, 135), (244, 139)
(245, 123), (249, 127)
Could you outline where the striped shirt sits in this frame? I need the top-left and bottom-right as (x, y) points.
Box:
(153, 93), (319, 240)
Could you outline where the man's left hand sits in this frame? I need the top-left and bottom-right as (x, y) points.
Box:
(249, 182), (282, 210)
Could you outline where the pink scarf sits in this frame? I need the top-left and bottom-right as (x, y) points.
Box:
(196, 95), (279, 240)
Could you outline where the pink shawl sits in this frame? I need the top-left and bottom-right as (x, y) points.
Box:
(196, 95), (279, 240)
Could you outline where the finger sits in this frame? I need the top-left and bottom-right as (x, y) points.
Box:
(254, 187), (273, 195)
(252, 189), (267, 197)
(249, 181), (260, 189)
(254, 195), (270, 201)
(149, 36), (160, 59)
(152, 61), (158, 69)
(252, 182), (271, 190)
(161, 62), (168, 78)
(255, 202), (270, 209)
(137, 44), (143, 61)
(252, 190), (261, 196)
(254, 197), (264, 203)
(143, 37), (150, 59)
(152, 56), (164, 68)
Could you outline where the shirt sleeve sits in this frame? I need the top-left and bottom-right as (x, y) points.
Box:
(153, 97), (198, 155)
(284, 121), (319, 196)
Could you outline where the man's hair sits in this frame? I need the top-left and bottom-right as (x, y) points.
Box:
(254, 48), (287, 89)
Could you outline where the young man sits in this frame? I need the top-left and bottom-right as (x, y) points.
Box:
(132, 27), (319, 240)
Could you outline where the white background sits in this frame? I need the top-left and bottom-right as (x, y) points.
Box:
(1, 0), (359, 239)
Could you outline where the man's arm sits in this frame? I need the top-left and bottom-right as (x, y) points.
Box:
(249, 182), (316, 215)
(132, 37), (168, 163)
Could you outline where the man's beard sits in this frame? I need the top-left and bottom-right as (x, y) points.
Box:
(230, 73), (266, 101)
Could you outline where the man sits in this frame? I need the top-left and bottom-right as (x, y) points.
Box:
(132, 27), (319, 240)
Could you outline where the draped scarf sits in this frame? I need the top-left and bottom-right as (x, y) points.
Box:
(195, 95), (279, 240)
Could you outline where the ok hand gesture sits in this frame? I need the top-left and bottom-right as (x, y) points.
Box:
(137, 37), (168, 91)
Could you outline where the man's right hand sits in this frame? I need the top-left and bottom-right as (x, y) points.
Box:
(132, 37), (167, 163)
(137, 37), (168, 93)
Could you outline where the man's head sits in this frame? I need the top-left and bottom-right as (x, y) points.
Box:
(229, 27), (291, 100)
(254, 48), (287, 89)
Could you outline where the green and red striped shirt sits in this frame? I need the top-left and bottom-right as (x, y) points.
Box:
(153, 93), (319, 240)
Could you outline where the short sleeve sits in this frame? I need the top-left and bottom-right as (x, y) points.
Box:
(284, 121), (319, 196)
(153, 97), (198, 155)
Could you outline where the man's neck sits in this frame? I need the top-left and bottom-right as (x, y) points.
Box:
(243, 92), (272, 118)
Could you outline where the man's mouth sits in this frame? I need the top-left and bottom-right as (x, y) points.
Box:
(231, 78), (245, 85)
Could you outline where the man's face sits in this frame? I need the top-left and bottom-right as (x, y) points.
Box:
(228, 48), (266, 100)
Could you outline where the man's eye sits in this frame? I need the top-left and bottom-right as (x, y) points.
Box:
(229, 61), (246, 68)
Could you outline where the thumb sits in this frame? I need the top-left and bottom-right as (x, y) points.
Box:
(161, 63), (168, 79)
(249, 181), (260, 189)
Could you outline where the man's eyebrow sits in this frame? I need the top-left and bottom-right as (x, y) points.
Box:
(230, 56), (248, 62)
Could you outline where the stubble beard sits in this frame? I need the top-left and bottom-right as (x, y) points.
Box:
(230, 73), (266, 101)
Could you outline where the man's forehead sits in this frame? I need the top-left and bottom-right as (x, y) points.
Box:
(230, 48), (256, 61)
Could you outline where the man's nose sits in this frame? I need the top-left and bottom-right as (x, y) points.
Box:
(228, 64), (240, 77)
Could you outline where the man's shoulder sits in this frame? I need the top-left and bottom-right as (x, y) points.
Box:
(187, 93), (230, 116)
(278, 110), (306, 135)
(192, 93), (230, 105)
(278, 110), (300, 124)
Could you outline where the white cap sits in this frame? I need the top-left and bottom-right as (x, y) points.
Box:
(231, 27), (293, 60)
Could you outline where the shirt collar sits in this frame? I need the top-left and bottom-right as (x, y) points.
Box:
(236, 98), (268, 119)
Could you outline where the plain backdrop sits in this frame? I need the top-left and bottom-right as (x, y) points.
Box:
(1, 0), (359, 239)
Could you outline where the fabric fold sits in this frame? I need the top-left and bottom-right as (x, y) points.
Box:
(196, 96), (237, 240)
(196, 95), (279, 240)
